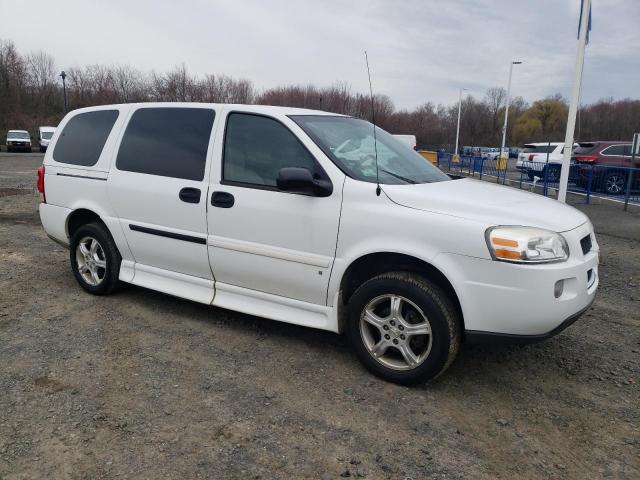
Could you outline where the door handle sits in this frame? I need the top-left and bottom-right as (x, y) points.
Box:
(211, 191), (235, 208)
(179, 187), (201, 204)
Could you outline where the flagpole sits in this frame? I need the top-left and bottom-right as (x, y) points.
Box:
(557, 0), (591, 203)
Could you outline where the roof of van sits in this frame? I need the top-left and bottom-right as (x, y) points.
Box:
(67, 102), (346, 117)
(8, 129), (29, 134)
(39, 126), (56, 131)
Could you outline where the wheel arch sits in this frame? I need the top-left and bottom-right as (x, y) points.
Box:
(66, 208), (107, 239)
(336, 252), (464, 335)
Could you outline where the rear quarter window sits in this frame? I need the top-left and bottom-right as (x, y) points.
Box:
(53, 110), (119, 166)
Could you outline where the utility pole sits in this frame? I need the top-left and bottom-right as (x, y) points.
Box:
(60, 71), (68, 113)
(500, 61), (523, 165)
(454, 87), (467, 159)
(557, 0), (591, 203)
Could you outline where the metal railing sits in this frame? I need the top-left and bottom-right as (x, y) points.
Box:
(436, 153), (639, 208)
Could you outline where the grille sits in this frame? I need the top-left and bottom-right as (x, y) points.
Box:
(580, 235), (592, 255)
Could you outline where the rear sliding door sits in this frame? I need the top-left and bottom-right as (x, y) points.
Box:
(108, 106), (217, 300)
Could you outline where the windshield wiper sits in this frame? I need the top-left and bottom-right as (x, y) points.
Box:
(379, 168), (417, 184)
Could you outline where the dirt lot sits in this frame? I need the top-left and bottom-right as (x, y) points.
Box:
(1, 153), (639, 479)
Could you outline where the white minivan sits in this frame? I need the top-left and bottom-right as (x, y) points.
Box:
(38, 104), (599, 384)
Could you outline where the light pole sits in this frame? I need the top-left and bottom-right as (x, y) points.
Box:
(59, 71), (68, 113)
(454, 87), (468, 159)
(499, 61), (522, 168)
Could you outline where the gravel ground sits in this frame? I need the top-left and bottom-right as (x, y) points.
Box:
(1, 154), (639, 479)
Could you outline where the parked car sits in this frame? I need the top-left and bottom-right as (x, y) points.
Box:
(573, 141), (638, 195)
(516, 142), (576, 182)
(38, 103), (599, 384)
(38, 126), (56, 153)
(6, 130), (32, 153)
(393, 134), (417, 150)
(481, 147), (504, 160)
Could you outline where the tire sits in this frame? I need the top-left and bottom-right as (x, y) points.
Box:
(6, 147), (11, 153)
(345, 272), (461, 385)
(40, 146), (46, 153)
(69, 222), (121, 295)
(527, 171), (536, 181)
(27, 147), (32, 153)
(601, 171), (626, 195)
(544, 165), (561, 183)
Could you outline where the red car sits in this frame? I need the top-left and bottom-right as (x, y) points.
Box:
(573, 141), (639, 195)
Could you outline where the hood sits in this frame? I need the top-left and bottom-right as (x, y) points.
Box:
(383, 178), (588, 232)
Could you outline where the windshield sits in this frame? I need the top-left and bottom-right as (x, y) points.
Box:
(290, 116), (450, 185)
(41, 132), (54, 140)
(8, 131), (29, 139)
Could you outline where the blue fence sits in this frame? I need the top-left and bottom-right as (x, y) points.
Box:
(436, 153), (640, 208)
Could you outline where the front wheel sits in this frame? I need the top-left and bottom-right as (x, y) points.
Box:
(346, 272), (461, 385)
(70, 222), (121, 295)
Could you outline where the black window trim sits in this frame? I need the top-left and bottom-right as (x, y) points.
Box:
(220, 110), (332, 196)
(115, 105), (216, 181)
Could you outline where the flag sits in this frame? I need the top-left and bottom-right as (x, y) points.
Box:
(578, 0), (592, 44)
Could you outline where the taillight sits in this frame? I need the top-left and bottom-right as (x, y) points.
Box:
(575, 155), (597, 163)
(37, 165), (46, 203)
(528, 154), (536, 161)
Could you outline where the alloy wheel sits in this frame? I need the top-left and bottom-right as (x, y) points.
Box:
(605, 174), (624, 194)
(75, 236), (107, 286)
(359, 294), (433, 371)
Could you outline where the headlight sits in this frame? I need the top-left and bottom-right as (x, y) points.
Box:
(486, 226), (569, 264)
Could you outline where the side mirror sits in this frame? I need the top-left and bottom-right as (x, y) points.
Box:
(276, 167), (332, 197)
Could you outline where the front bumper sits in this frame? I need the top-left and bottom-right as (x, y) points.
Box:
(465, 295), (595, 344)
(435, 222), (599, 338)
(7, 142), (31, 148)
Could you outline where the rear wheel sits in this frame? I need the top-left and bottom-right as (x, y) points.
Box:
(345, 272), (461, 385)
(544, 164), (561, 182)
(70, 222), (121, 295)
(601, 171), (626, 195)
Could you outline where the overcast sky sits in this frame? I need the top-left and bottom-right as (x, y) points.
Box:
(1, 0), (638, 109)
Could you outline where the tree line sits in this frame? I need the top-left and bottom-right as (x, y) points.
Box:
(1, 39), (639, 150)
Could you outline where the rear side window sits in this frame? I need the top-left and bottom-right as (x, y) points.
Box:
(116, 108), (215, 181)
(522, 145), (557, 154)
(223, 113), (318, 187)
(601, 145), (627, 156)
(53, 110), (119, 166)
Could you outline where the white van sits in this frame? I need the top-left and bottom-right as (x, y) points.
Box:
(38, 104), (599, 384)
(38, 126), (56, 153)
(393, 134), (417, 150)
(6, 129), (32, 152)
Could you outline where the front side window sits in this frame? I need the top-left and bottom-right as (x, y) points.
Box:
(291, 116), (450, 185)
(53, 110), (119, 166)
(223, 113), (318, 187)
(41, 132), (54, 140)
(117, 108), (215, 181)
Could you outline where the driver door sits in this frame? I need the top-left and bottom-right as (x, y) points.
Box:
(206, 110), (343, 305)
